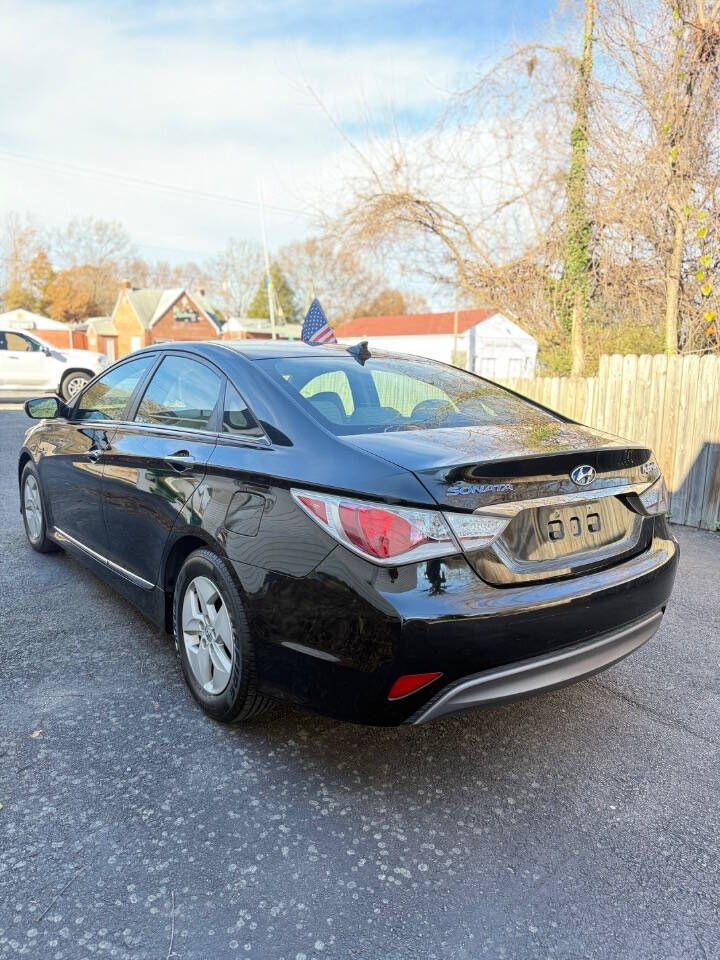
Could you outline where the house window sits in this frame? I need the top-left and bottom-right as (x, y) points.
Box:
(173, 307), (199, 323)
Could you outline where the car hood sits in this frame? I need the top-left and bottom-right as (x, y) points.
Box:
(53, 348), (104, 366)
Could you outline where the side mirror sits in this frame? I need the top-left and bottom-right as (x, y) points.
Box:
(24, 395), (66, 420)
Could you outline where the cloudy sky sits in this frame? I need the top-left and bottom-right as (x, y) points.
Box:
(0, 0), (552, 263)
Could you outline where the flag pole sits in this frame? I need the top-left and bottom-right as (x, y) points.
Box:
(257, 179), (277, 340)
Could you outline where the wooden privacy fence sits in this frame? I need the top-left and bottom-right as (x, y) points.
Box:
(499, 354), (720, 531)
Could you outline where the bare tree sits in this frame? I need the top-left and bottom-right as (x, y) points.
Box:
(592, 0), (720, 353)
(276, 235), (380, 322)
(51, 217), (138, 314)
(204, 239), (264, 317)
(54, 217), (136, 269)
(325, 15), (579, 364)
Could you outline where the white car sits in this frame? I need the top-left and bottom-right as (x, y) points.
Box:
(0, 328), (107, 400)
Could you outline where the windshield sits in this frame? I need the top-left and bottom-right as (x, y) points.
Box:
(257, 354), (559, 435)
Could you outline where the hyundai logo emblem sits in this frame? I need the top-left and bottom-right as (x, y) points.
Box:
(570, 464), (596, 486)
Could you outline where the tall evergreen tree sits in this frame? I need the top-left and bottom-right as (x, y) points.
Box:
(247, 262), (297, 322)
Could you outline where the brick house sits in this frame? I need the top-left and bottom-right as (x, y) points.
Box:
(111, 281), (222, 357)
(85, 316), (118, 361)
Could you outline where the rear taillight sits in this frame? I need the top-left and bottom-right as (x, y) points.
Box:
(293, 489), (456, 564)
(292, 488), (509, 565)
(443, 512), (509, 552)
(638, 476), (669, 516)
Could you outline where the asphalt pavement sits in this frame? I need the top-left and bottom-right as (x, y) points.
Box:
(1, 410), (718, 960)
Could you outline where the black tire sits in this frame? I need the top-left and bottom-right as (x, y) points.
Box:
(20, 462), (59, 553)
(173, 548), (271, 723)
(60, 369), (93, 401)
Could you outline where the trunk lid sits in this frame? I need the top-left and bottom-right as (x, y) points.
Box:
(343, 421), (658, 585)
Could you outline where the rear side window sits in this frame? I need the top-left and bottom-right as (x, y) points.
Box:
(135, 355), (222, 431)
(75, 356), (154, 421)
(222, 383), (264, 439)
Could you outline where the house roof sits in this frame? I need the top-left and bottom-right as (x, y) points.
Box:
(0, 308), (67, 330)
(334, 308), (497, 339)
(87, 316), (117, 336)
(121, 287), (221, 331)
(125, 289), (165, 328)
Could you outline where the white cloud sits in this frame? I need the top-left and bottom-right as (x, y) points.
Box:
(0, 0), (470, 261)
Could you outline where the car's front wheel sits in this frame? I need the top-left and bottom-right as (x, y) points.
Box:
(60, 370), (93, 401)
(173, 549), (271, 723)
(21, 463), (58, 553)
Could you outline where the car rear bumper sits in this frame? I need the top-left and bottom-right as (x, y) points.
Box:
(408, 608), (664, 724)
(235, 520), (679, 725)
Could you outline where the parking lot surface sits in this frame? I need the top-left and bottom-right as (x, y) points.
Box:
(1, 410), (719, 960)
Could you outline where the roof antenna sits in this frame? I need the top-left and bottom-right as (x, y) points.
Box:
(347, 340), (371, 365)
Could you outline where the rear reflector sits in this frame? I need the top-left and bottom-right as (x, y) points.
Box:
(388, 672), (443, 700)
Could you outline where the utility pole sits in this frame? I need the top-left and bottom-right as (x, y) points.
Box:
(453, 285), (459, 367)
(257, 180), (277, 340)
(223, 275), (230, 321)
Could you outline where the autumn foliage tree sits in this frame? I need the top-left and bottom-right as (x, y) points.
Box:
(46, 267), (101, 323)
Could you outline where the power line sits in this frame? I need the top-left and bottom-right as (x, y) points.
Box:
(0, 148), (309, 218)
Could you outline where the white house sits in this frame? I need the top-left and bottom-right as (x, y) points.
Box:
(0, 308), (84, 349)
(334, 308), (537, 380)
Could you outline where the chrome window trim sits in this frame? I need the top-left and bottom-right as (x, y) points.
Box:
(52, 526), (155, 590)
(214, 431), (271, 449)
(65, 417), (272, 447)
(69, 348), (271, 447)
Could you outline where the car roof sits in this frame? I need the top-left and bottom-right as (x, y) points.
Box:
(214, 340), (370, 360)
(141, 339), (400, 362)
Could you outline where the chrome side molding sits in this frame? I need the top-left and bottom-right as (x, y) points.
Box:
(52, 526), (155, 590)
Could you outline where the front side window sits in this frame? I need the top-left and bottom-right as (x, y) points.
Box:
(222, 383), (264, 439)
(258, 355), (559, 435)
(135, 355), (222, 432)
(75, 356), (154, 421)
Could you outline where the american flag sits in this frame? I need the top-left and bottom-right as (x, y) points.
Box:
(302, 298), (337, 344)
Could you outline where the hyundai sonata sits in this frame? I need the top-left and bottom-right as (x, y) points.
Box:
(18, 341), (678, 724)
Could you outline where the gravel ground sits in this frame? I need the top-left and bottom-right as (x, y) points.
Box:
(1, 410), (718, 960)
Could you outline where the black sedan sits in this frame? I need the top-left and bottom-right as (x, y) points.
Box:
(18, 341), (678, 725)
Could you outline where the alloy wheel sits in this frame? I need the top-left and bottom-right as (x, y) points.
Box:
(181, 575), (235, 694)
(23, 474), (43, 542)
(65, 375), (89, 397)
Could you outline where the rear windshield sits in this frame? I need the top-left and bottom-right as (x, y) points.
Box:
(257, 355), (557, 435)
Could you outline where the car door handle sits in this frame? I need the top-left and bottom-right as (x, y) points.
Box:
(87, 448), (103, 462)
(164, 452), (196, 471)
